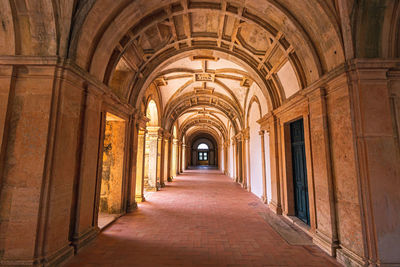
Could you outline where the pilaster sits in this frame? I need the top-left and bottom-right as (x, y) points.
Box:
(135, 116), (148, 203)
(308, 87), (339, 256)
(259, 130), (268, 204)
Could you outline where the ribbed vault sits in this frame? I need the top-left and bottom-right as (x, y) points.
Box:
(67, 0), (351, 108)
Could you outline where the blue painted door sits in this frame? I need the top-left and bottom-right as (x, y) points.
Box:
(290, 119), (310, 225)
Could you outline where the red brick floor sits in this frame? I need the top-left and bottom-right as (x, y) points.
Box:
(66, 169), (340, 267)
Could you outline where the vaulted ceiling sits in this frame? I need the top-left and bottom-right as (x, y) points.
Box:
(67, 0), (349, 140)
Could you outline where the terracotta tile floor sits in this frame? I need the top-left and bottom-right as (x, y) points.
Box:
(66, 169), (340, 267)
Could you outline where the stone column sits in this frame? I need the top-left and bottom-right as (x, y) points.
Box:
(308, 88), (338, 255)
(156, 129), (164, 189)
(135, 128), (147, 202)
(0, 62), (87, 265)
(342, 62), (400, 266)
(145, 127), (159, 191)
(259, 130), (268, 203)
(224, 141), (229, 175)
(232, 138), (237, 181)
(241, 133), (248, 189)
(178, 141), (183, 173)
(182, 144), (186, 171)
(235, 138), (241, 183)
(163, 135), (170, 183)
(171, 138), (178, 178)
(266, 115), (282, 214)
(244, 129), (251, 191)
(126, 115), (138, 212)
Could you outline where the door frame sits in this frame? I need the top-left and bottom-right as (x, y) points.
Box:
(289, 118), (310, 225)
(93, 108), (130, 228)
(279, 106), (316, 232)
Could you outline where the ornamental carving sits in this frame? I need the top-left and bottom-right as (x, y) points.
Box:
(194, 73), (215, 82)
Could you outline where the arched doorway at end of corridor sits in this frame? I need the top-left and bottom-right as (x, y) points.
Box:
(188, 134), (218, 168)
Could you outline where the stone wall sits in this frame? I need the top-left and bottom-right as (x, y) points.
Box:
(100, 119), (125, 214)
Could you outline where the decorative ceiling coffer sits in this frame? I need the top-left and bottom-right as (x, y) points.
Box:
(194, 73), (215, 82)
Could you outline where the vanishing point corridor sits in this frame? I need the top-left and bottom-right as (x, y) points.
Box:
(67, 170), (339, 267)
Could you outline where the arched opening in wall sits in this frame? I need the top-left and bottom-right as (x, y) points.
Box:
(229, 125), (235, 179)
(189, 134), (218, 168)
(181, 135), (187, 172)
(170, 125), (179, 179)
(248, 99), (264, 199)
(197, 143), (209, 165)
(144, 99), (161, 192)
(97, 113), (126, 229)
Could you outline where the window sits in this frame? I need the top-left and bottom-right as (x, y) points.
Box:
(198, 152), (208, 161)
(197, 143), (209, 150)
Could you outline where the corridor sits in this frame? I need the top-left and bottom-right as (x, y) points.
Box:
(66, 170), (339, 267)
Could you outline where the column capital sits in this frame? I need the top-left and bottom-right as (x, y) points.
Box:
(243, 128), (250, 140)
(259, 130), (265, 136)
(138, 129), (147, 136)
(163, 132), (172, 139)
(136, 114), (150, 129)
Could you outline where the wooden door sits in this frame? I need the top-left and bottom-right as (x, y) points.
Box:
(290, 119), (310, 225)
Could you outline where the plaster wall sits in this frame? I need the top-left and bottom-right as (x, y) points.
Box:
(249, 104), (263, 198)
(277, 61), (300, 99)
(229, 129), (235, 178)
(220, 145), (224, 171)
(264, 133), (272, 203)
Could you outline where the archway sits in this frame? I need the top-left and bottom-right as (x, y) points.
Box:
(247, 96), (271, 203)
(170, 124), (179, 179)
(144, 99), (161, 191)
(188, 134), (218, 168)
(97, 113), (126, 229)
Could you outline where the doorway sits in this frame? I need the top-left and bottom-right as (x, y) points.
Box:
(197, 143), (209, 165)
(290, 119), (310, 225)
(97, 113), (126, 229)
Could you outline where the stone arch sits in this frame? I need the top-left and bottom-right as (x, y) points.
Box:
(142, 83), (163, 191)
(146, 100), (159, 127)
(353, 0), (400, 58)
(246, 95), (263, 129)
(0, 0), (74, 56)
(247, 94), (270, 201)
(179, 115), (228, 143)
(187, 132), (219, 166)
(67, 0), (348, 109)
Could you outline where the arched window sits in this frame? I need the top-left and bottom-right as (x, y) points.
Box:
(197, 143), (209, 162)
(197, 143), (209, 150)
(146, 100), (158, 126)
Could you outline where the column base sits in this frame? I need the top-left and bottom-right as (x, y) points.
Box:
(160, 182), (166, 188)
(144, 186), (157, 192)
(44, 243), (75, 266)
(167, 177), (173, 182)
(336, 246), (366, 267)
(71, 226), (100, 252)
(127, 202), (138, 212)
(261, 196), (268, 204)
(313, 230), (339, 257)
(269, 201), (282, 215)
(0, 243), (74, 266)
(135, 195), (146, 203)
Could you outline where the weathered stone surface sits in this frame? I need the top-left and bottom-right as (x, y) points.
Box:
(0, 2), (399, 266)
